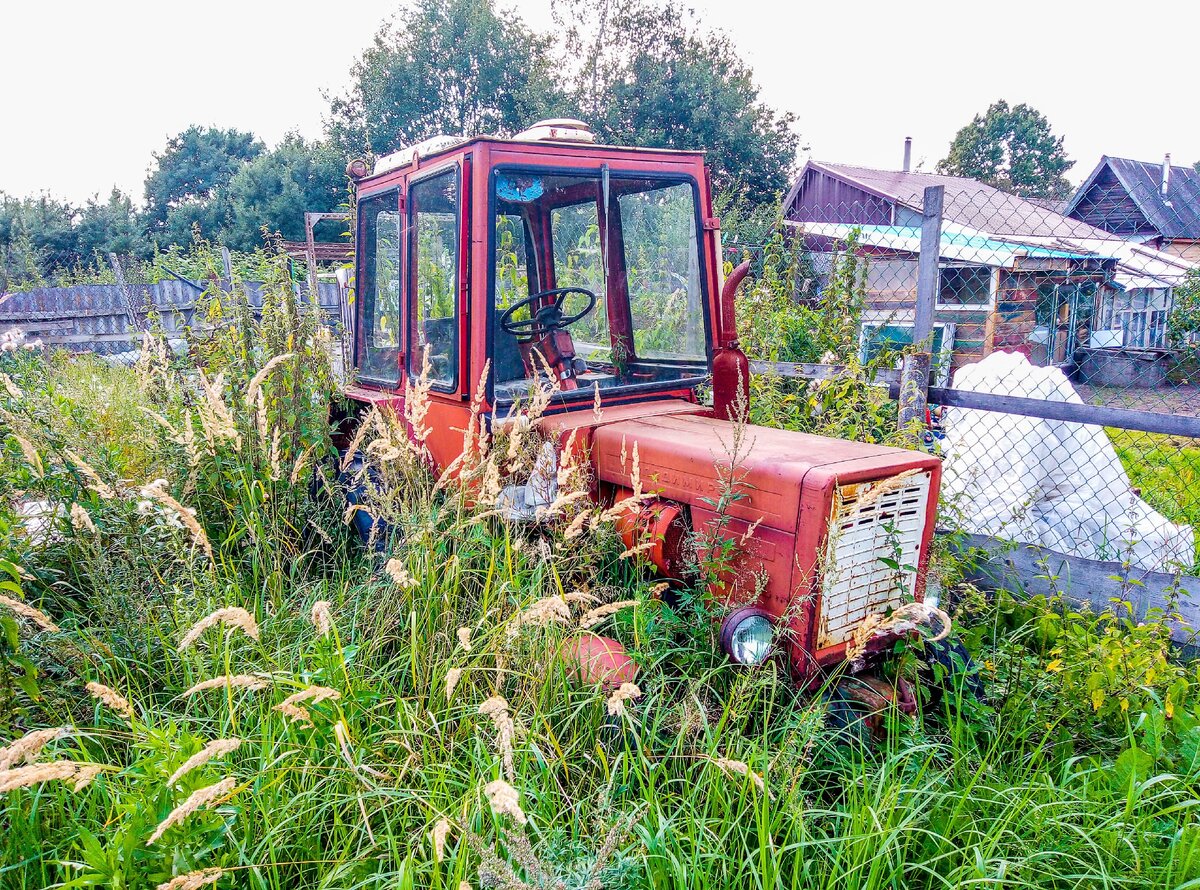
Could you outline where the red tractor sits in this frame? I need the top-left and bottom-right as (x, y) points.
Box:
(339, 119), (945, 708)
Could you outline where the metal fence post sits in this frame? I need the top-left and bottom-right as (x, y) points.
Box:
(898, 185), (944, 435)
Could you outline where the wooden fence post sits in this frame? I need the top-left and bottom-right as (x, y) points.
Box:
(898, 185), (944, 435)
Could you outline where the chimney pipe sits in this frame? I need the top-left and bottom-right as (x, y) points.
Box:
(1162, 153), (1171, 196)
(903, 137), (913, 173)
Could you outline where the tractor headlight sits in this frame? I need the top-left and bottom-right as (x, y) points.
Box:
(721, 608), (774, 666)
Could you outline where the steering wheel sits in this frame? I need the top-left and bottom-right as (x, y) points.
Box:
(499, 287), (597, 339)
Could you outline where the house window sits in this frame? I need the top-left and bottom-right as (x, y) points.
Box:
(1091, 287), (1171, 349)
(937, 264), (995, 308)
(859, 318), (955, 385)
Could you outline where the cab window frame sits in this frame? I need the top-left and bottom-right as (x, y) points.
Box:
(407, 162), (464, 395)
(485, 163), (713, 406)
(355, 187), (403, 386)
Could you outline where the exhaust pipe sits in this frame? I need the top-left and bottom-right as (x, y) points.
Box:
(712, 260), (751, 422)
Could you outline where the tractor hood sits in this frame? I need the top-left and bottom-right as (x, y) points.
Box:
(591, 411), (938, 534)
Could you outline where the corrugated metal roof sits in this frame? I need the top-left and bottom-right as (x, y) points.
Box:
(789, 222), (1101, 268)
(1065, 156), (1200, 241)
(789, 221), (1189, 291)
(791, 162), (1119, 241)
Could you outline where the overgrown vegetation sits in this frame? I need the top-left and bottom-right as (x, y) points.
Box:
(3, 240), (1199, 890)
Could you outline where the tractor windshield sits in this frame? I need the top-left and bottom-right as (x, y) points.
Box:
(491, 169), (708, 402)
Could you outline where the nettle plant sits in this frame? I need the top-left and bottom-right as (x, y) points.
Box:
(731, 228), (903, 445)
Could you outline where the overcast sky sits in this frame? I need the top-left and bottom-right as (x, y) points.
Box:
(2, 0), (1197, 206)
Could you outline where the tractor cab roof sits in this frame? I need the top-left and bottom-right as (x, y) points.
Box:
(353, 119), (706, 192)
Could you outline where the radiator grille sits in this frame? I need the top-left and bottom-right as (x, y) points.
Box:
(818, 470), (932, 648)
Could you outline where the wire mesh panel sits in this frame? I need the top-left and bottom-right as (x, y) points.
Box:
(769, 159), (1200, 575)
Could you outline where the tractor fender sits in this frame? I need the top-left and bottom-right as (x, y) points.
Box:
(563, 634), (638, 690)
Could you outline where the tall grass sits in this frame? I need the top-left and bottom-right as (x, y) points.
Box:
(1, 266), (1199, 889)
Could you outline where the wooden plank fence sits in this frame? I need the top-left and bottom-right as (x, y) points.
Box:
(0, 280), (343, 355)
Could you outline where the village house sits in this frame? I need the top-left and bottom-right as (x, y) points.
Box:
(781, 160), (1191, 379)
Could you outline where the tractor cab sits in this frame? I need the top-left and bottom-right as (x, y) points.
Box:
(345, 120), (727, 468)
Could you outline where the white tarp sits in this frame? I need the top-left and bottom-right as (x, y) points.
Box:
(940, 351), (1194, 572)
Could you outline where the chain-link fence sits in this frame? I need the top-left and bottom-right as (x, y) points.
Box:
(774, 159), (1200, 580)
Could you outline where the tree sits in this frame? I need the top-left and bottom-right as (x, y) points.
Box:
(75, 189), (146, 260)
(221, 135), (348, 250)
(144, 126), (264, 240)
(937, 100), (1074, 199)
(327, 0), (560, 156)
(0, 193), (80, 287)
(553, 0), (799, 206)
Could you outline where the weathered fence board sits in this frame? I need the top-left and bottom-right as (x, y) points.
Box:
(0, 281), (342, 354)
(958, 533), (1200, 644)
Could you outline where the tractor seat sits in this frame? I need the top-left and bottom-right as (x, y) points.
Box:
(493, 322), (529, 383)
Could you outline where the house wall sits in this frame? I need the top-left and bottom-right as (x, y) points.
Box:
(1163, 240), (1200, 265)
(786, 168), (894, 225)
(835, 251), (994, 375)
(1068, 166), (1159, 238)
(992, 271), (1042, 362)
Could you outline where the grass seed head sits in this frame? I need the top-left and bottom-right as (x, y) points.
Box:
(0, 727), (70, 771)
(712, 757), (769, 796)
(167, 738), (242, 786)
(579, 600), (638, 630)
(277, 685), (341, 709)
(510, 595), (570, 635)
(275, 702), (314, 727)
(456, 626), (473, 651)
(64, 449), (116, 499)
(69, 503), (97, 535)
(0, 594), (59, 633)
(432, 817), (451, 862)
(479, 696), (516, 781)
(12, 434), (43, 477)
(141, 480), (213, 562)
(482, 778), (527, 824)
(86, 681), (135, 720)
(179, 606), (260, 650)
(1, 372), (23, 399)
(182, 674), (271, 697)
(446, 667), (463, 701)
(384, 558), (418, 588)
(606, 682), (643, 717)
(243, 352), (294, 407)
(157, 867), (225, 890)
(0, 760), (107, 793)
(147, 777), (237, 845)
(310, 600), (334, 637)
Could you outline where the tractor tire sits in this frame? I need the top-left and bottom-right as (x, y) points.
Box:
(338, 453), (389, 550)
(820, 683), (869, 746)
(919, 638), (986, 705)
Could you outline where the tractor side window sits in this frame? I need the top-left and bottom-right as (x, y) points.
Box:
(550, 201), (609, 359)
(358, 191), (402, 383)
(409, 169), (460, 390)
(619, 182), (705, 360)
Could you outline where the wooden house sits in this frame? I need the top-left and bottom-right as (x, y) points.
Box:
(1065, 156), (1200, 265)
(782, 162), (1189, 375)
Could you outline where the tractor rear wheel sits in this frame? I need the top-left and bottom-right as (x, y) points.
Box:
(338, 453), (389, 549)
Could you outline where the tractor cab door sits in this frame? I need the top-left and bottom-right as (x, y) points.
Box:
(356, 189), (403, 386)
(352, 160), (470, 471)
